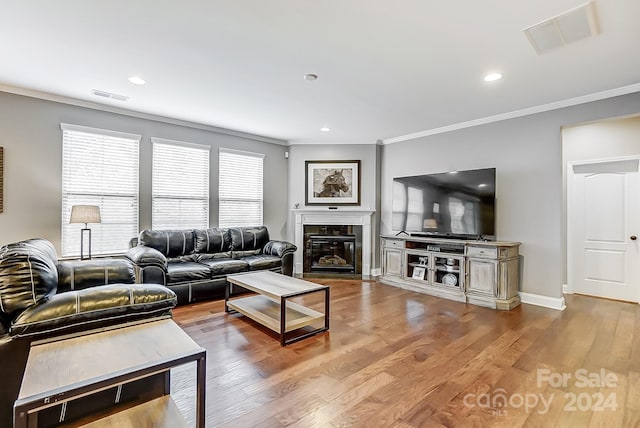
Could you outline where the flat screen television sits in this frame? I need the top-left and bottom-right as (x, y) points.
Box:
(392, 168), (496, 240)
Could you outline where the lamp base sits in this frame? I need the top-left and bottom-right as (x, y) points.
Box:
(80, 228), (92, 260)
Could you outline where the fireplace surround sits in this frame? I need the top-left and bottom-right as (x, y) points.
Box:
(292, 208), (374, 277)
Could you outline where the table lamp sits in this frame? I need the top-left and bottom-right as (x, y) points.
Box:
(70, 205), (101, 260)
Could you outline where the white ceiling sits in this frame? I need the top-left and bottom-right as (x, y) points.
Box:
(1, 1), (639, 145)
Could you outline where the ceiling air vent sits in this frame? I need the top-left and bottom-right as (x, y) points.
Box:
(91, 89), (129, 102)
(523, 1), (600, 54)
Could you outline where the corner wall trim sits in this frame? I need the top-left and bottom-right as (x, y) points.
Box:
(370, 268), (381, 277)
(519, 292), (566, 311)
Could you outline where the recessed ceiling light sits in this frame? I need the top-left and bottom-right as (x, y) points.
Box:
(478, 183), (487, 188)
(320, 127), (331, 132)
(448, 171), (458, 174)
(304, 73), (318, 81)
(484, 73), (503, 82)
(128, 76), (146, 85)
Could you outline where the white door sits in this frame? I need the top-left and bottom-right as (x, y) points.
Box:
(568, 159), (640, 302)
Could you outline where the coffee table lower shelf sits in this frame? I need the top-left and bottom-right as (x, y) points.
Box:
(227, 294), (328, 345)
(71, 396), (188, 428)
(227, 295), (324, 333)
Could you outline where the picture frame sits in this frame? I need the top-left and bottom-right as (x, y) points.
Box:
(412, 265), (427, 280)
(0, 147), (3, 213)
(305, 160), (360, 206)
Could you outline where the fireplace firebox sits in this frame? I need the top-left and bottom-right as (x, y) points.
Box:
(302, 224), (361, 275)
(308, 235), (356, 274)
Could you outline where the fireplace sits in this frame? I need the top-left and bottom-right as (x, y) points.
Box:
(292, 208), (375, 278)
(303, 225), (361, 275)
(308, 234), (356, 274)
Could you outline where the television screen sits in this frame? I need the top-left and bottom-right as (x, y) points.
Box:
(392, 168), (496, 240)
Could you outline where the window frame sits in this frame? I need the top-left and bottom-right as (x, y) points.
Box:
(151, 137), (211, 230)
(60, 123), (141, 258)
(218, 147), (265, 228)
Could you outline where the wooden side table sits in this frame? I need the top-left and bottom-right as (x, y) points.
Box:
(13, 319), (206, 427)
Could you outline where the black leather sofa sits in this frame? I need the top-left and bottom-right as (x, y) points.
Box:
(0, 238), (177, 427)
(126, 226), (297, 305)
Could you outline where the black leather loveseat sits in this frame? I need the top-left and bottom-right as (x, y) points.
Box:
(0, 238), (177, 427)
(126, 226), (297, 305)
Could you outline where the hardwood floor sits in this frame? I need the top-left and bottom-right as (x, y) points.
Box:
(170, 279), (640, 427)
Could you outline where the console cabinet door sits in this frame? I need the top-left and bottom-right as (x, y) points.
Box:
(467, 258), (497, 296)
(382, 248), (403, 278)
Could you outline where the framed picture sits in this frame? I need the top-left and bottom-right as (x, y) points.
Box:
(412, 266), (427, 280)
(0, 147), (3, 213)
(305, 160), (360, 206)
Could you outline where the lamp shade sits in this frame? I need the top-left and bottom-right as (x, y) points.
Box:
(423, 218), (437, 229)
(70, 205), (101, 224)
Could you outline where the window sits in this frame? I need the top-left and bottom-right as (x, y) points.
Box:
(219, 148), (264, 227)
(152, 138), (210, 230)
(61, 123), (140, 257)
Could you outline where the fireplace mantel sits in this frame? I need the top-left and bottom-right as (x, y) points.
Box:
(292, 208), (375, 277)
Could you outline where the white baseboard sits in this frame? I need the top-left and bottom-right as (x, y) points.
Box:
(519, 292), (567, 311)
(562, 283), (573, 294)
(370, 268), (381, 277)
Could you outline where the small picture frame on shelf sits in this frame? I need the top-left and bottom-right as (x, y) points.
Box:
(412, 266), (427, 280)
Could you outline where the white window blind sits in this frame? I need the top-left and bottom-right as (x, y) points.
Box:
(61, 123), (140, 257)
(219, 148), (264, 227)
(152, 138), (210, 230)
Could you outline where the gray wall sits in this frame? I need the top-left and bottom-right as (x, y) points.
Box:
(380, 92), (640, 298)
(0, 91), (289, 253)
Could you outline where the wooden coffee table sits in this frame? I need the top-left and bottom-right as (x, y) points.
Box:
(225, 271), (330, 346)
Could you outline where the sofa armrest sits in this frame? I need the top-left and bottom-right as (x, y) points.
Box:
(58, 259), (135, 292)
(262, 240), (297, 276)
(9, 284), (177, 339)
(262, 240), (297, 258)
(126, 246), (168, 268)
(125, 247), (168, 285)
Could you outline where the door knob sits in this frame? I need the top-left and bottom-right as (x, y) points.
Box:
(631, 235), (638, 241)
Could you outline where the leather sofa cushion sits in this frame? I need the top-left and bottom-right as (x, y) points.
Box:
(0, 239), (58, 317)
(199, 258), (249, 276)
(167, 261), (211, 283)
(197, 251), (232, 261)
(242, 255), (282, 271)
(139, 230), (195, 258)
(232, 250), (261, 258)
(194, 228), (231, 254)
(229, 226), (269, 251)
(9, 284), (177, 339)
(58, 259), (135, 292)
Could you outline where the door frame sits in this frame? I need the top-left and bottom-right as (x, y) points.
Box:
(566, 155), (640, 299)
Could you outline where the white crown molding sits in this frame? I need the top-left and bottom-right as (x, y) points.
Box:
(288, 139), (379, 146)
(0, 84), (287, 146)
(5, 81), (639, 148)
(382, 82), (640, 145)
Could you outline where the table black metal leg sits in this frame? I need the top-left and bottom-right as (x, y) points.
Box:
(280, 297), (286, 346)
(196, 353), (206, 428)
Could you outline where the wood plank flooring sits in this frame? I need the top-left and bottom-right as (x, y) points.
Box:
(169, 279), (640, 427)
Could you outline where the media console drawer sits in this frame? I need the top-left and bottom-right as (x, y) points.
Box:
(384, 239), (404, 249)
(466, 246), (498, 258)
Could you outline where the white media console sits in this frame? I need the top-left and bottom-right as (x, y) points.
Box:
(380, 235), (521, 310)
